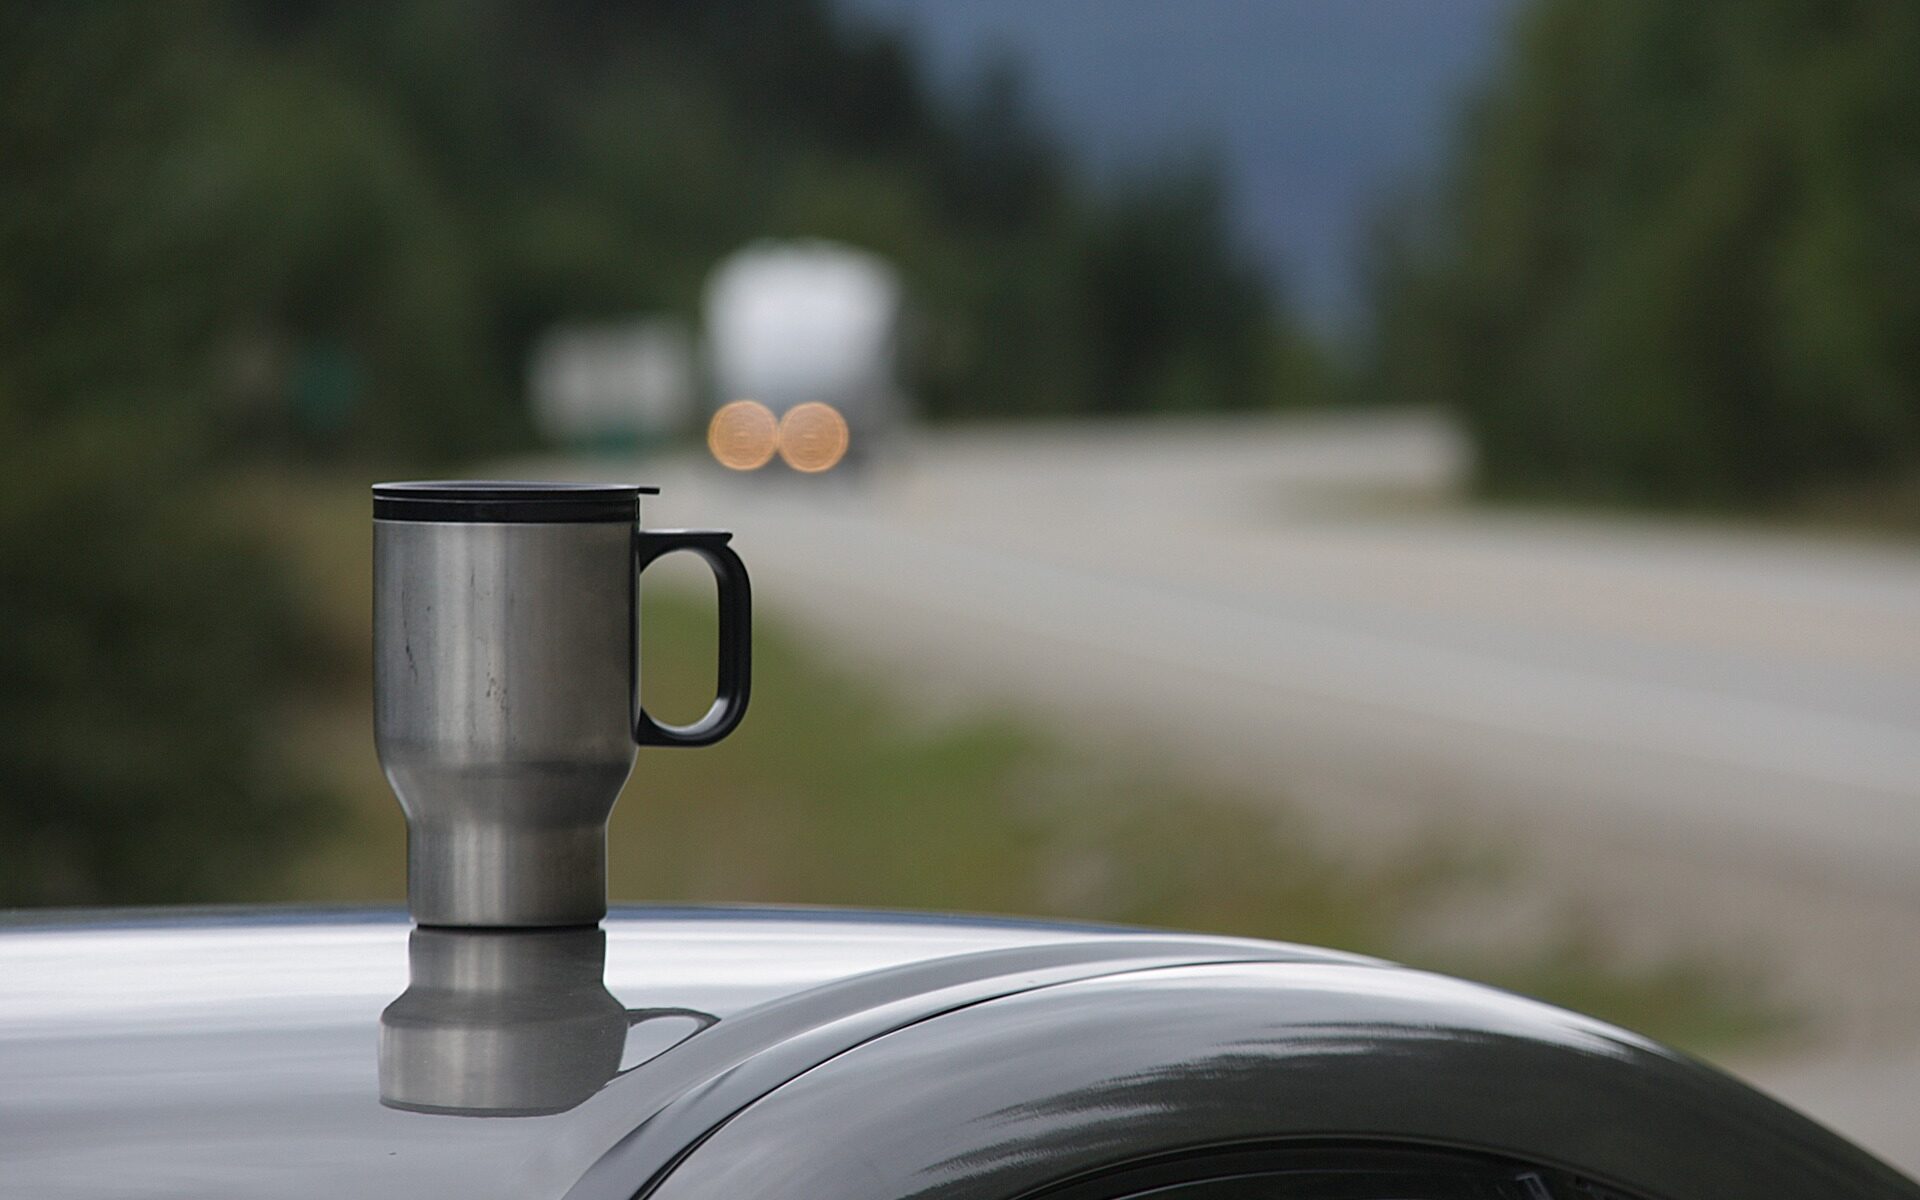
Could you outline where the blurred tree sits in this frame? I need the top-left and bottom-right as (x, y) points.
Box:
(1072, 168), (1280, 415)
(0, 412), (331, 905)
(1365, 0), (1920, 509)
(0, 3), (332, 904)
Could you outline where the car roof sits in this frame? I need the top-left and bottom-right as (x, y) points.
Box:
(0, 905), (1338, 1200)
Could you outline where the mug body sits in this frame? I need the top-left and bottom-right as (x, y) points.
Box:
(373, 484), (648, 927)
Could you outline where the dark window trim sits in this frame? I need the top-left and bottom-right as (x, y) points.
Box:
(1017, 1140), (1649, 1200)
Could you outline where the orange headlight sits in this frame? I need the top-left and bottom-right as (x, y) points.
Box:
(707, 400), (779, 471)
(777, 402), (850, 474)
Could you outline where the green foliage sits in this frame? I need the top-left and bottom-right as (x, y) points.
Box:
(0, 413), (333, 905)
(0, 5), (334, 903)
(1365, 0), (1920, 508)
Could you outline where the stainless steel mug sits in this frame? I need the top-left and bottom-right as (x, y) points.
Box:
(373, 481), (750, 928)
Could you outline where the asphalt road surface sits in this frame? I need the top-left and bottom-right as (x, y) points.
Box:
(542, 410), (1920, 1171)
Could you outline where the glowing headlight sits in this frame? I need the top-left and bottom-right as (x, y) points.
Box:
(707, 400), (779, 470)
(777, 403), (850, 474)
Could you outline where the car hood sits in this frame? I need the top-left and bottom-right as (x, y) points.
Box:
(0, 905), (1335, 1199)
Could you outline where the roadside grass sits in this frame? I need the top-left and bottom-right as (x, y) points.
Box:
(260, 470), (1785, 1055)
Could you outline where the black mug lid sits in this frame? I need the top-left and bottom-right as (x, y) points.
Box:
(373, 481), (657, 523)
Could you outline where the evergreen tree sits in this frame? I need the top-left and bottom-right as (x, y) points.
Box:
(1368, 0), (1920, 508)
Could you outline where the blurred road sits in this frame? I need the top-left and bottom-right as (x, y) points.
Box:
(549, 409), (1920, 1170)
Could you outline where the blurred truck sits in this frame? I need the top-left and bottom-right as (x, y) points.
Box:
(702, 239), (906, 473)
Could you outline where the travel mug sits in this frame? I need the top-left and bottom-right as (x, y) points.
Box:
(373, 481), (750, 927)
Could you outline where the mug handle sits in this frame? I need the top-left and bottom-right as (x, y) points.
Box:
(633, 530), (752, 747)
